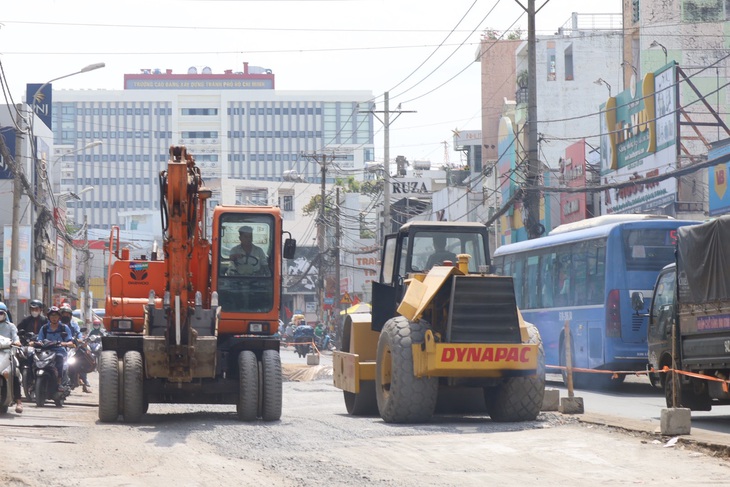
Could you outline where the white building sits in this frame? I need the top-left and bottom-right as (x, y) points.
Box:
(50, 63), (375, 236)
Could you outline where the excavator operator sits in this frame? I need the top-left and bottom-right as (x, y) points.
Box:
(227, 226), (271, 276)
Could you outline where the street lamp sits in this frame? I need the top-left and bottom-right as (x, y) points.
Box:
(593, 78), (612, 97)
(9, 63), (105, 319)
(53, 141), (103, 168)
(31, 63), (106, 106)
(621, 61), (638, 77)
(649, 40), (668, 64)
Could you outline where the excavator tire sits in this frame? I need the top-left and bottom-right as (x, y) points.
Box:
(122, 351), (145, 423)
(484, 323), (545, 422)
(261, 349), (282, 421)
(237, 351), (259, 421)
(376, 316), (437, 423)
(98, 351), (119, 422)
(344, 381), (378, 416)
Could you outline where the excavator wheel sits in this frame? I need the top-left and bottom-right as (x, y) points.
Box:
(261, 349), (282, 421)
(122, 351), (145, 423)
(375, 316), (437, 423)
(237, 351), (259, 421)
(98, 351), (119, 422)
(484, 323), (545, 422)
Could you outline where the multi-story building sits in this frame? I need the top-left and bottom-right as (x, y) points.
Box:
(51, 63), (375, 237)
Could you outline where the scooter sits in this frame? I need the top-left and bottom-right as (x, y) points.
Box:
(16, 331), (36, 401)
(0, 335), (19, 414)
(32, 340), (70, 407)
(87, 334), (103, 365)
(293, 325), (315, 358)
(67, 338), (97, 390)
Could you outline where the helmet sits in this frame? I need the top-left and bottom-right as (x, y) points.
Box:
(47, 306), (61, 316)
(59, 303), (73, 314)
(0, 302), (7, 312)
(29, 299), (43, 309)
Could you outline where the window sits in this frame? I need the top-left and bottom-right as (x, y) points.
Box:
(282, 195), (294, 211)
(564, 44), (574, 81)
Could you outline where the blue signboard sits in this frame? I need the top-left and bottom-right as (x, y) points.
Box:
(708, 139), (730, 216)
(26, 83), (53, 131)
(0, 126), (16, 179)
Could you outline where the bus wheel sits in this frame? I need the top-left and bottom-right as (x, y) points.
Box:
(559, 338), (592, 389)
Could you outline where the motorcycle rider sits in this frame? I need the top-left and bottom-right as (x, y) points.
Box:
(59, 303), (90, 393)
(0, 302), (23, 413)
(17, 299), (46, 335)
(35, 306), (74, 392)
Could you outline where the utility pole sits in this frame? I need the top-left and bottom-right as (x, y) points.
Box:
(301, 151), (346, 323)
(83, 215), (91, 325)
(518, 0), (548, 239)
(363, 92), (416, 240)
(334, 187), (341, 318)
(9, 104), (25, 320)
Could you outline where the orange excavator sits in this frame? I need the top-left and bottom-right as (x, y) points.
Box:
(99, 146), (296, 422)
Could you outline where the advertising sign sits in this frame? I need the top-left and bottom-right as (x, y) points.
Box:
(3, 225), (32, 299)
(0, 127), (15, 179)
(600, 64), (678, 214)
(26, 83), (53, 131)
(708, 139), (730, 216)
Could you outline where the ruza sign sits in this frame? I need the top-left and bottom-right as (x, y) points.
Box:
(599, 63), (678, 215)
(390, 178), (431, 196)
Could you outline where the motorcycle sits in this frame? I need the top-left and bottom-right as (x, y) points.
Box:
(67, 338), (97, 390)
(293, 324), (315, 358)
(87, 334), (103, 365)
(32, 340), (70, 407)
(16, 331), (36, 401)
(0, 335), (19, 414)
(316, 332), (335, 352)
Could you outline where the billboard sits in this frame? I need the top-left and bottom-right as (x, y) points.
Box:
(0, 126), (16, 179)
(708, 139), (730, 216)
(600, 64), (678, 214)
(560, 141), (588, 225)
(3, 225), (32, 300)
(26, 83), (53, 131)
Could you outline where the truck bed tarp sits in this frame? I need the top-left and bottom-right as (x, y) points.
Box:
(677, 216), (730, 304)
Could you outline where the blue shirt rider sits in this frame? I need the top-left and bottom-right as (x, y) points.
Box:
(36, 306), (74, 390)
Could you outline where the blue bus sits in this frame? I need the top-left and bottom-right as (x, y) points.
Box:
(492, 216), (699, 387)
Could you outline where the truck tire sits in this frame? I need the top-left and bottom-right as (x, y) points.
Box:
(376, 316), (437, 423)
(123, 351), (145, 423)
(261, 349), (282, 421)
(344, 381), (378, 416)
(237, 350), (259, 421)
(98, 351), (119, 422)
(485, 323), (545, 422)
(664, 373), (711, 411)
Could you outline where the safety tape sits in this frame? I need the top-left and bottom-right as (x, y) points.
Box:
(549, 363), (730, 390)
(281, 340), (322, 356)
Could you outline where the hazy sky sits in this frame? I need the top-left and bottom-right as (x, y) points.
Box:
(0, 0), (622, 165)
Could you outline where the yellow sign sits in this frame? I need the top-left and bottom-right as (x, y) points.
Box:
(340, 292), (352, 304)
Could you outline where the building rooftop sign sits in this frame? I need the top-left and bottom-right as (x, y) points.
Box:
(124, 62), (275, 90)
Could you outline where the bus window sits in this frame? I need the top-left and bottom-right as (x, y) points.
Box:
(587, 241), (606, 304)
(623, 229), (677, 271)
(539, 251), (558, 308)
(572, 242), (589, 306)
(525, 255), (539, 309)
(556, 250), (572, 307)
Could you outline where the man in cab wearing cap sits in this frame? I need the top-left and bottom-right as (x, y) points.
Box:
(227, 226), (271, 277)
